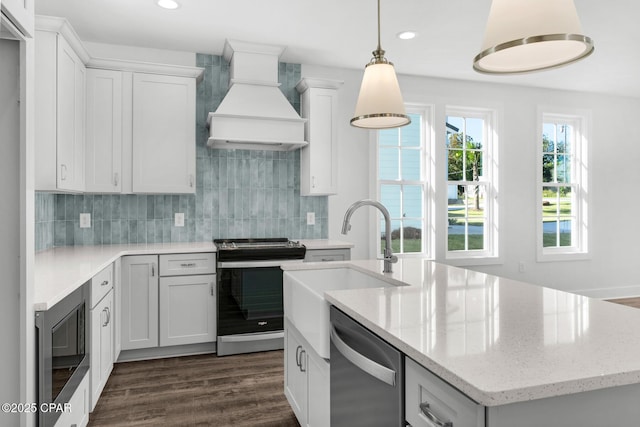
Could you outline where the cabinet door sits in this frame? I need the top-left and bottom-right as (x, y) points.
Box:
(56, 34), (85, 192)
(121, 256), (159, 350)
(85, 68), (123, 193)
(297, 79), (342, 196)
(1, 0), (35, 37)
(132, 73), (195, 194)
(284, 325), (307, 424)
(307, 351), (330, 427)
(90, 290), (113, 411)
(159, 274), (216, 347)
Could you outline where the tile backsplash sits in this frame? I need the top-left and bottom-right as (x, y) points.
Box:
(35, 54), (328, 251)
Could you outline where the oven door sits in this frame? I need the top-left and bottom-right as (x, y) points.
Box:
(217, 261), (286, 337)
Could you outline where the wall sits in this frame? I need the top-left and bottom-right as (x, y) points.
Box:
(35, 54), (328, 250)
(0, 38), (22, 426)
(303, 63), (640, 297)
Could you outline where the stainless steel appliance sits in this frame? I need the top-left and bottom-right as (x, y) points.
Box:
(35, 284), (90, 427)
(214, 238), (306, 356)
(330, 306), (404, 426)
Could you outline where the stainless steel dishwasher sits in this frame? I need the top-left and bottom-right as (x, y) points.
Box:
(330, 306), (404, 426)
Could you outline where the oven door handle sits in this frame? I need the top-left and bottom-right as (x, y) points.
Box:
(219, 332), (285, 343)
(217, 260), (304, 269)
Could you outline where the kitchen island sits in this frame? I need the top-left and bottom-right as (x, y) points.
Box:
(283, 258), (640, 426)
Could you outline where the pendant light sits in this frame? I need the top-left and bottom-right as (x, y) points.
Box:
(351, 0), (410, 129)
(473, 0), (594, 74)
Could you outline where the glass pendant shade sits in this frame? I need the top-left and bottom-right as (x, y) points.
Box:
(351, 60), (410, 129)
(474, 0), (594, 74)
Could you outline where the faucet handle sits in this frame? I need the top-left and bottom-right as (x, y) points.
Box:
(386, 254), (398, 263)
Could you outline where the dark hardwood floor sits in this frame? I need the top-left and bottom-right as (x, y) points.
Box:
(89, 350), (300, 427)
(607, 297), (640, 310)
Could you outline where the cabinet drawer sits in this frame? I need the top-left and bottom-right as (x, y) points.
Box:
(91, 263), (113, 308)
(159, 253), (215, 276)
(406, 357), (485, 427)
(304, 249), (350, 262)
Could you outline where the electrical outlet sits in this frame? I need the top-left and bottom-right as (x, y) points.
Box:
(518, 261), (526, 273)
(307, 212), (315, 225)
(174, 212), (185, 227)
(79, 213), (91, 228)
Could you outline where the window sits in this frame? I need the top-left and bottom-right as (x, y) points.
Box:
(445, 108), (498, 259)
(538, 111), (589, 260)
(377, 110), (428, 256)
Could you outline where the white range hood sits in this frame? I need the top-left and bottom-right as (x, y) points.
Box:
(206, 39), (308, 151)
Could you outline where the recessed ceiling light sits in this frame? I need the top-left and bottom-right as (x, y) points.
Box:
(397, 31), (417, 40)
(157, 0), (179, 10)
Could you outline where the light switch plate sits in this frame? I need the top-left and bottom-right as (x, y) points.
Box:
(307, 212), (315, 225)
(79, 213), (91, 228)
(175, 212), (185, 227)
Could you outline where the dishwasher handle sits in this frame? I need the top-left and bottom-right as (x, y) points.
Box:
(330, 325), (396, 387)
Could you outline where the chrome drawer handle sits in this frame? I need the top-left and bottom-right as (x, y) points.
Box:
(419, 402), (453, 427)
(180, 262), (196, 268)
(101, 280), (109, 286)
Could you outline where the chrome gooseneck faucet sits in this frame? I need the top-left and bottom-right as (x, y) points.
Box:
(341, 199), (398, 273)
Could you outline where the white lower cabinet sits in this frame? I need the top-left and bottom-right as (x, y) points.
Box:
(159, 274), (216, 346)
(54, 371), (90, 427)
(303, 248), (351, 263)
(405, 357), (485, 427)
(90, 290), (113, 411)
(89, 264), (115, 412)
(121, 255), (159, 350)
(121, 253), (216, 352)
(284, 318), (329, 427)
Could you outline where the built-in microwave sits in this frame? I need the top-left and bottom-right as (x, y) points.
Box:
(35, 283), (90, 427)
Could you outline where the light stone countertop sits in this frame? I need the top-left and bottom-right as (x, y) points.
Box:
(282, 258), (640, 407)
(34, 239), (352, 311)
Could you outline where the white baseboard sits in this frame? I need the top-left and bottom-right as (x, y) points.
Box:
(572, 285), (640, 300)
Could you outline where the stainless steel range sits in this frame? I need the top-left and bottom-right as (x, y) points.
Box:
(214, 238), (306, 356)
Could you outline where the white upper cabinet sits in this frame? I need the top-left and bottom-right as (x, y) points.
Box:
(296, 78), (343, 196)
(1, 0), (34, 36)
(132, 73), (196, 194)
(85, 68), (123, 193)
(35, 17), (88, 193)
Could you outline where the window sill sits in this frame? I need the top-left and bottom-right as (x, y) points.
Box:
(537, 251), (590, 262)
(443, 255), (503, 267)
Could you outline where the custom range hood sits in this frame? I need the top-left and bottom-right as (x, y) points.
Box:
(206, 39), (308, 151)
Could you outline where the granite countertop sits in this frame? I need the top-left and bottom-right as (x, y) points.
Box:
(34, 239), (353, 311)
(282, 258), (640, 407)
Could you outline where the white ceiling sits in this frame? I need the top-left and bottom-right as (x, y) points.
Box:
(35, 0), (640, 98)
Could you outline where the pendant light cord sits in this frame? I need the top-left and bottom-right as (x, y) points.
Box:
(372, 0), (386, 63)
(377, 0), (381, 52)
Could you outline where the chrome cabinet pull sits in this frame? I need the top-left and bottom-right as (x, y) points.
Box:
(151, 263), (156, 277)
(299, 349), (306, 372)
(312, 176), (316, 188)
(101, 279), (109, 286)
(210, 283), (214, 296)
(114, 172), (119, 186)
(189, 174), (194, 187)
(102, 307), (109, 327)
(419, 402), (453, 427)
(295, 345), (302, 368)
(180, 262), (196, 268)
(60, 164), (67, 181)
(330, 325), (396, 386)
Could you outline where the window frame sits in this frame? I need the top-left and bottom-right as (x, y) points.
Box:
(536, 108), (590, 262)
(375, 105), (433, 259)
(444, 106), (500, 262)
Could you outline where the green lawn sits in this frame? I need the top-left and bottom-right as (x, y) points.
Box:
(383, 198), (573, 253)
